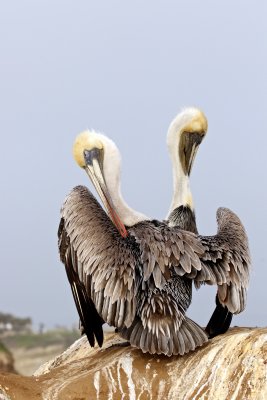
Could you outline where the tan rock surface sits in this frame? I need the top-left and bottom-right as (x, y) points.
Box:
(0, 327), (266, 399)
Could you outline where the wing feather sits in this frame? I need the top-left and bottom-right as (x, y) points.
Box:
(58, 230), (104, 347)
(130, 208), (250, 315)
(58, 186), (140, 334)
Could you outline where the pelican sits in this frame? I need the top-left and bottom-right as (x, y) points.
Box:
(165, 108), (233, 338)
(58, 129), (250, 356)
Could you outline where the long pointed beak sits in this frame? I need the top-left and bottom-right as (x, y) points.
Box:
(83, 149), (128, 238)
(180, 132), (206, 175)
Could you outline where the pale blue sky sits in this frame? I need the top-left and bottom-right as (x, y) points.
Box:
(0, 1), (266, 329)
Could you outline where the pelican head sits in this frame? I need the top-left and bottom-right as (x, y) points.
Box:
(73, 130), (148, 233)
(73, 130), (127, 237)
(167, 107), (207, 176)
(73, 131), (104, 168)
(166, 107), (207, 217)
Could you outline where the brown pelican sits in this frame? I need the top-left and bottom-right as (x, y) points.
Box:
(165, 108), (233, 338)
(58, 129), (250, 356)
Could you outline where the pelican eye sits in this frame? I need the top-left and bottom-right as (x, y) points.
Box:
(83, 147), (104, 170)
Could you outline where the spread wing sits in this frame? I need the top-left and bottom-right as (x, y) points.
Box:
(171, 208), (251, 314)
(130, 208), (250, 314)
(58, 186), (140, 343)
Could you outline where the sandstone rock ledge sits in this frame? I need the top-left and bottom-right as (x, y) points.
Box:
(0, 327), (266, 400)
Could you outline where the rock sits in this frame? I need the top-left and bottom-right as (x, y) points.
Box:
(0, 388), (11, 400)
(0, 327), (266, 399)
